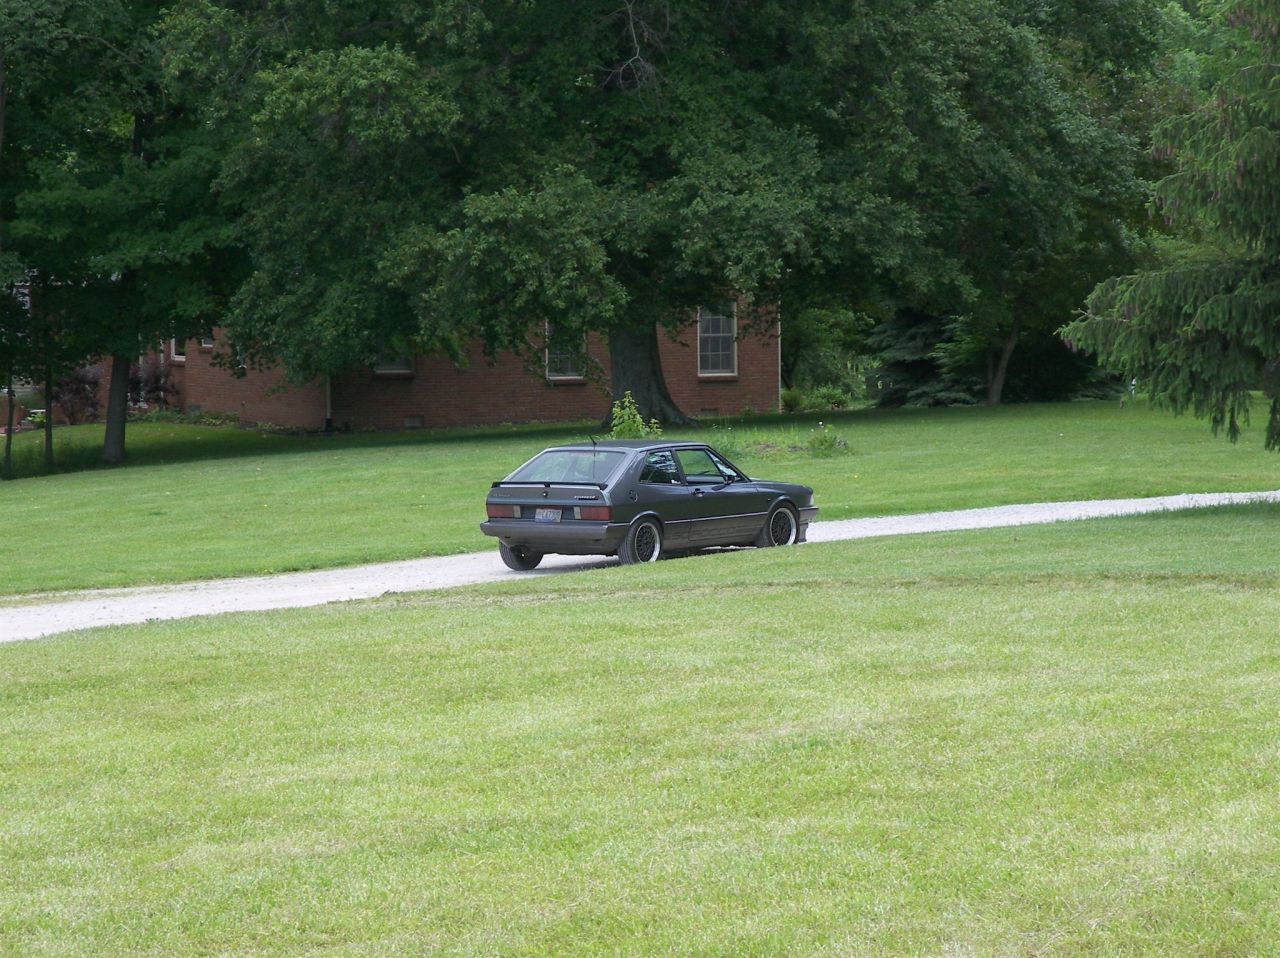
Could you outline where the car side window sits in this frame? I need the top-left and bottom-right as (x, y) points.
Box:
(675, 448), (725, 483)
(707, 450), (741, 481)
(639, 450), (680, 484)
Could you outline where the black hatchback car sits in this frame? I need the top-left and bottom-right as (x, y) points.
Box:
(481, 440), (818, 570)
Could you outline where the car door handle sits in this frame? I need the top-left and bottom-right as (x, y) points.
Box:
(692, 488), (705, 496)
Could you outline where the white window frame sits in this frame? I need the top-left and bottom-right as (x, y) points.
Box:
(198, 334), (215, 349)
(545, 322), (586, 381)
(170, 338), (186, 363)
(697, 302), (738, 377)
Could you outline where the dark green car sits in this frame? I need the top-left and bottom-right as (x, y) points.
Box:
(481, 440), (818, 570)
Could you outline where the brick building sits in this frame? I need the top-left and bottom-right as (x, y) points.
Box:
(155, 302), (780, 430)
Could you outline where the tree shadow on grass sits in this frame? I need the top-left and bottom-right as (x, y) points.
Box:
(0, 418), (605, 481)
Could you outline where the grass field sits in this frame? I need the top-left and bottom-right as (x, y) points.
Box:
(3, 505), (1279, 955)
(1, 400), (1277, 594)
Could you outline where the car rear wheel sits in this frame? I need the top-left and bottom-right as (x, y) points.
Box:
(756, 503), (799, 548)
(499, 541), (544, 571)
(618, 518), (663, 565)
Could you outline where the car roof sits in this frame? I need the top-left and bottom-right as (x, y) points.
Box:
(544, 439), (700, 453)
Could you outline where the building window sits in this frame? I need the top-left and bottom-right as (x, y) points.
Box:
(170, 338), (186, 363)
(198, 334), (216, 349)
(697, 303), (737, 376)
(373, 353), (415, 378)
(545, 323), (586, 381)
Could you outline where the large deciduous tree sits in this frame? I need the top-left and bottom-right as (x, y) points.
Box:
(166, 1), (837, 424)
(851, 0), (1161, 407)
(1063, 0), (1280, 448)
(6, 0), (236, 463)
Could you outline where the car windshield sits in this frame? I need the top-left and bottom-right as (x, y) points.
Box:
(507, 448), (627, 484)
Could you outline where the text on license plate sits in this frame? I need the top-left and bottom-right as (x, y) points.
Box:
(534, 507), (562, 523)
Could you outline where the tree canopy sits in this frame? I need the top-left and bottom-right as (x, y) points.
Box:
(1062, 0), (1280, 448)
(1, 0), (1242, 460)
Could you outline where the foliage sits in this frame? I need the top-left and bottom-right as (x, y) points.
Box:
(3, 0), (241, 463)
(806, 420), (849, 457)
(606, 390), (663, 440)
(128, 356), (177, 409)
(129, 407), (239, 427)
(1062, 0), (1280, 449)
(52, 365), (101, 425)
(780, 388), (807, 415)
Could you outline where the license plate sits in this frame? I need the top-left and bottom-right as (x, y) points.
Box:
(534, 507), (562, 523)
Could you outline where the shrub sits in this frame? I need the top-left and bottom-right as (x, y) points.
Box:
(129, 357), (178, 408)
(780, 387), (806, 414)
(54, 366), (102, 425)
(607, 391), (663, 439)
(807, 385), (852, 410)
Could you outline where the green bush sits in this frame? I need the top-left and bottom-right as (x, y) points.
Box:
(807, 385), (852, 410)
(780, 388), (807, 414)
(607, 391), (663, 439)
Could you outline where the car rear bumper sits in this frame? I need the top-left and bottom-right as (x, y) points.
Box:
(480, 519), (630, 555)
(797, 506), (819, 543)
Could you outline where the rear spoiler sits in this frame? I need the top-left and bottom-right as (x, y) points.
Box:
(490, 480), (609, 490)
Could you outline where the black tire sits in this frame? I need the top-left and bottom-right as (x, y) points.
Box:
(755, 503), (799, 548)
(618, 518), (663, 565)
(499, 541), (544, 571)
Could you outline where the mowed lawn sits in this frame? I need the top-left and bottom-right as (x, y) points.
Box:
(3, 505), (1280, 955)
(2, 400), (1278, 593)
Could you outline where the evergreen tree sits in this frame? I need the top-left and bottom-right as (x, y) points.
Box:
(1063, 0), (1280, 448)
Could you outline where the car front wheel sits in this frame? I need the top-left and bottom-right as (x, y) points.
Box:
(618, 518), (663, 565)
(756, 503), (799, 548)
(499, 542), (544, 571)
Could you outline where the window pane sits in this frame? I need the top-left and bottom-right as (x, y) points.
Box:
(508, 449), (626, 484)
(639, 450), (680, 484)
(698, 304), (736, 374)
(546, 324), (585, 378)
(675, 448), (722, 482)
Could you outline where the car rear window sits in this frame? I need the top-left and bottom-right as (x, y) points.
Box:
(507, 449), (627, 484)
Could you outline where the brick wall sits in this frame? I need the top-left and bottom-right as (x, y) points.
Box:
(166, 340), (327, 429)
(166, 304), (780, 431)
(660, 301), (780, 418)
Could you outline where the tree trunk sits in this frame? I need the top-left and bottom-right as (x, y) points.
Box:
(985, 309), (1023, 406)
(605, 325), (693, 427)
(102, 353), (131, 464)
(0, 43), (8, 164)
(2, 368), (14, 480)
(43, 365), (54, 469)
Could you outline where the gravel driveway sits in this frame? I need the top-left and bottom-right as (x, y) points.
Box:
(4, 489), (1277, 644)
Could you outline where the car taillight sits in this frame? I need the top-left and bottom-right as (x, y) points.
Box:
(577, 506), (611, 521)
(486, 503), (516, 518)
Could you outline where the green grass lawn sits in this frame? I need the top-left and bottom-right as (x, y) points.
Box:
(1, 400), (1277, 594)
(3, 505), (1279, 955)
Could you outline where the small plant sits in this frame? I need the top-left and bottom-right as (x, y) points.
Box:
(607, 391), (663, 439)
(806, 420), (849, 457)
(708, 423), (745, 460)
